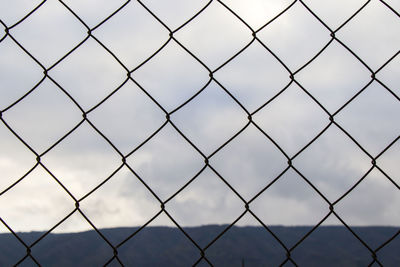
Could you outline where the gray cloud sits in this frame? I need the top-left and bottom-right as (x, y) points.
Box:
(0, 0), (43, 26)
(9, 0), (87, 67)
(0, 38), (43, 109)
(0, 0), (399, 233)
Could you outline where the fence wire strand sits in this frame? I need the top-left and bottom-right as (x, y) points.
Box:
(0, 0), (399, 266)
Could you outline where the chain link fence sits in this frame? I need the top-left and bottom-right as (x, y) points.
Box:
(0, 0), (399, 266)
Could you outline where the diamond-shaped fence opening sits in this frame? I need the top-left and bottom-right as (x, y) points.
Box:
(9, 0), (87, 67)
(0, 0), (399, 266)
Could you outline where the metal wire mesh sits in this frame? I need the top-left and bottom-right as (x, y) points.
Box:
(0, 0), (399, 266)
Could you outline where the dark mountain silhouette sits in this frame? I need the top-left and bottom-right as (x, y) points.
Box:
(0, 225), (399, 266)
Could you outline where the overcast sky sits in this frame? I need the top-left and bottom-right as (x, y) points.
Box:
(0, 0), (399, 234)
